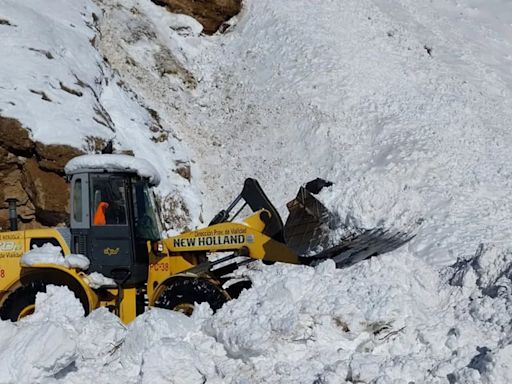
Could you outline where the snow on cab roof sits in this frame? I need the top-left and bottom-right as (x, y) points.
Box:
(65, 154), (161, 186)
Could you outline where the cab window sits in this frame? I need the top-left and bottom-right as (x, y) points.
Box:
(73, 178), (82, 222)
(90, 175), (127, 226)
(132, 180), (162, 240)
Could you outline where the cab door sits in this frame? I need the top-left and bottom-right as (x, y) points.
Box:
(87, 174), (134, 281)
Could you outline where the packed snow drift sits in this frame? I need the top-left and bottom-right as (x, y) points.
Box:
(1, 0), (512, 383)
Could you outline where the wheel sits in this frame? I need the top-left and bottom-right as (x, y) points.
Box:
(154, 277), (228, 316)
(0, 282), (47, 321)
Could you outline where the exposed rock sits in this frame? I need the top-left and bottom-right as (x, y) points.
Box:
(0, 18), (15, 27)
(35, 142), (82, 173)
(159, 194), (191, 232)
(151, 0), (241, 35)
(0, 116), (34, 154)
(154, 47), (197, 87)
(0, 167), (36, 229)
(22, 159), (70, 226)
(0, 147), (18, 170)
(84, 136), (107, 153)
(0, 116), (83, 230)
(175, 161), (191, 181)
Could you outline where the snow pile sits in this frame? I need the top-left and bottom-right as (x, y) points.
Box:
(65, 154), (161, 186)
(0, 286), (86, 384)
(3, 252), (511, 384)
(0, 285), (220, 384)
(207, 253), (512, 384)
(21, 244), (90, 270)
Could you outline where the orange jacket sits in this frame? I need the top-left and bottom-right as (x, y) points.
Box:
(93, 202), (109, 225)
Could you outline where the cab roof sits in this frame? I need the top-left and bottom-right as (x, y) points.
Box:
(65, 154), (161, 186)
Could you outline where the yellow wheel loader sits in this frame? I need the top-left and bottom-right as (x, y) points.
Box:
(0, 154), (410, 323)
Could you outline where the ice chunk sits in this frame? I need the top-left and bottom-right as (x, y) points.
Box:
(85, 272), (117, 289)
(28, 285), (86, 323)
(63, 254), (90, 270)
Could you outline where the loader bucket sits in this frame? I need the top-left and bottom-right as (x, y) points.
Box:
(284, 186), (337, 257)
(284, 185), (412, 268)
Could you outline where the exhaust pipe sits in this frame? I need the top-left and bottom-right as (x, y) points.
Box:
(6, 198), (18, 231)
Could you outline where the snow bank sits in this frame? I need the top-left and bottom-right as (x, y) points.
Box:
(205, 253), (511, 383)
(65, 154), (161, 186)
(21, 243), (90, 270)
(3, 251), (511, 383)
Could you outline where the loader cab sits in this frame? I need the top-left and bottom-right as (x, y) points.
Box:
(65, 155), (162, 286)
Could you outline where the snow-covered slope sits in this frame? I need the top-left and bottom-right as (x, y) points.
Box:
(93, 0), (512, 266)
(185, 0), (512, 266)
(1, 0), (512, 383)
(0, 0), (202, 231)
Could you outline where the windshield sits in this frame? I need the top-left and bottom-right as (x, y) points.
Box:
(132, 180), (163, 241)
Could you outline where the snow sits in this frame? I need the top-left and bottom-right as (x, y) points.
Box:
(20, 249), (116, 289)
(65, 154), (161, 186)
(88, 0), (512, 266)
(0, 286), (84, 384)
(85, 272), (116, 289)
(2, 250), (511, 383)
(184, 0), (512, 268)
(0, 0), (110, 145)
(64, 254), (90, 270)
(21, 243), (90, 270)
(2, 0), (512, 383)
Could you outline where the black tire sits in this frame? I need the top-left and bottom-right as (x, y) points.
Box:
(225, 280), (252, 300)
(0, 282), (47, 322)
(154, 277), (228, 316)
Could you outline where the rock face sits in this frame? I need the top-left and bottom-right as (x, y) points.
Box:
(151, 0), (241, 34)
(0, 116), (82, 230)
